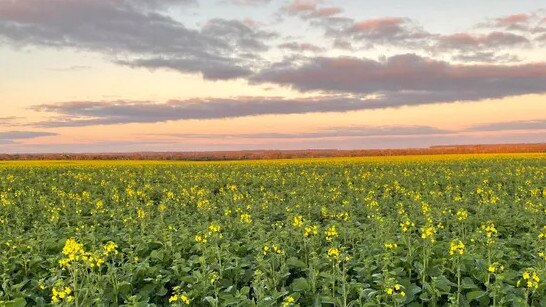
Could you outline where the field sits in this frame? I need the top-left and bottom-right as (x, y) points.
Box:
(1, 154), (545, 306)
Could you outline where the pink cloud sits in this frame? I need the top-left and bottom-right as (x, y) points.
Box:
(495, 13), (531, 27)
(350, 17), (405, 32)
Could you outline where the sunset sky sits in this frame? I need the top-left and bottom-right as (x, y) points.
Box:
(1, 0), (545, 153)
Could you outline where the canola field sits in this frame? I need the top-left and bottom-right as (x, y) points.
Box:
(0, 154), (545, 306)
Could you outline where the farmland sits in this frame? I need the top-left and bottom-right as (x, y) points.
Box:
(1, 154), (545, 306)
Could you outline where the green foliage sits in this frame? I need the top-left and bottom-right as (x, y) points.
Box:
(0, 155), (545, 306)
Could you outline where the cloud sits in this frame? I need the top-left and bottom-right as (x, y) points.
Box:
(226, 0), (271, 5)
(163, 125), (451, 139)
(0, 131), (57, 144)
(286, 0), (342, 18)
(252, 54), (546, 102)
(467, 119), (546, 132)
(28, 51), (546, 127)
(279, 42), (324, 52)
(0, 117), (18, 124)
(345, 17), (430, 47)
(435, 31), (529, 51)
(31, 96), (388, 127)
(451, 52), (520, 63)
(0, 0), (272, 80)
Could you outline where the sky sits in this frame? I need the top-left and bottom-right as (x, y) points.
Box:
(0, 0), (545, 153)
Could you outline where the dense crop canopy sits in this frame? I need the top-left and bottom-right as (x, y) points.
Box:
(0, 154), (545, 306)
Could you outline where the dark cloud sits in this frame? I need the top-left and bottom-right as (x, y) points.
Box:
(0, 131), (57, 144)
(0, 0), (272, 80)
(467, 119), (546, 132)
(435, 31), (529, 51)
(27, 52), (546, 127)
(283, 3), (543, 59)
(164, 125), (451, 139)
(117, 57), (252, 80)
(31, 96), (387, 127)
(252, 54), (546, 102)
(345, 17), (430, 47)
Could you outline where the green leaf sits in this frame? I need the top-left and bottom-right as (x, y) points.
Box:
(0, 298), (27, 307)
(466, 290), (486, 301)
(290, 278), (309, 292)
(286, 257), (306, 269)
(462, 277), (478, 289)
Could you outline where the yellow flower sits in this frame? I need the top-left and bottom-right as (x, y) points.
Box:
(456, 209), (468, 221)
(449, 239), (465, 256)
(208, 222), (221, 233)
(488, 262), (504, 274)
(263, 243), (285, 256)
(136, 207), (145, 219)
(385, 283), (405, 298)
(51, 286), (73, 304)
(169, 293), (191, 305)
(420, 225), (436, 242)
(102, 241), (118, 256)
(520, 269), (540, 289)
(240, 213), (252, 224)
(384, 243), (398, 250)
(400, 218), (415, 233)
(195, 233), (208, 243)
(304, 225), (318, 237)
(292, 215), (304, 227)
(282, 295), (295, 307)
(538, 226), (546, 239)
(481, 222), (497, 238)
(325, 225), (338, 242)
(327, 247), (340, 259)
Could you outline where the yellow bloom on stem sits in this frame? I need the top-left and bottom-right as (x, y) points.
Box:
(282, 295), (295, 307)
(304, 225), (318, 237)
(449, 239), (465, 256)
(456, 209), (468, 221)
(292, 215), (303, 227)
(327, 247), (340, 259)
(325, 225), (338, 242)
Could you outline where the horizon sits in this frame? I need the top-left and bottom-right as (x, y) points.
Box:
(1, 0), (545, 153)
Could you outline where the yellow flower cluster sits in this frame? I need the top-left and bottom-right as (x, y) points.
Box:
(420, 225), (436, 243)
(102, 241), (118, 256)
(51, 286), (74, 304)
(449, 239), (465, 256)
(539, 251), (546, 260)
(169, 294), (191, 305)
(210, 272), (219, 285)
(325, 225), (338, 242)
(208, 222), (221, 233)
(538, 225), (546, 239)
(456, 209), (468, 221)
(282, 295), (295, 307)
(517, 269), (540, 289)
(240, 213), (252, 224)
(137, 207), (146, 219)
(194, 233), (208, 243)
(384, 243), (398, 250)
(292, 215), (303, 227)
(481, 222), (497, 237)
(385, 284), (406, 297)
(400, 218), (415, 233)
(488, 262), (504, 274)
(195, 222), (223, 243)
(262, 244), (285, 256)
(327, 247), (340, 258)
(304, 225), (318, 237)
